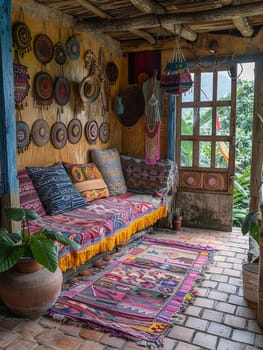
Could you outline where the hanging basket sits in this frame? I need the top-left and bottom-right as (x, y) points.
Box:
(161, 37), (192, 96)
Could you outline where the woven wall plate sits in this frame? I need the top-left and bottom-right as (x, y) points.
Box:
(67, 118), (82, 144)
(85, 120), (98, 144)
(54, 76), (71, 106)
(12, 22), (32, 53)
(51, 121), (67, 149)
(66, 36), (80, 60)
(34, 72), (53, 106)
(31, 119), (50, 146)
(99, 122), (110, 144)
(117, 85), (145, 127)
(54, 41), (67, 65)
(106, 61), (119, 85)
(16, 121), (31, 152)
(34, 34), (54, 64)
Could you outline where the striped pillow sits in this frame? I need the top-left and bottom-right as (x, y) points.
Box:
(26, 163), (86, 215)
(63, 162), (110, 202)
(18, 169), (46, 217)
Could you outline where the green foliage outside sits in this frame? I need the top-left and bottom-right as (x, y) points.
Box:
(233, 79), (254, 227)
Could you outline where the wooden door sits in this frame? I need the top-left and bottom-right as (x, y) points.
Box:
(176, 66), (237, 231)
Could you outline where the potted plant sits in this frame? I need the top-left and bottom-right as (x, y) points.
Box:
(0, 207), (79, 318)
(241, 211), (261, 304)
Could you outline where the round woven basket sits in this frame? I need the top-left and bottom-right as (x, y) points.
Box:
(242, 263), (258, 303)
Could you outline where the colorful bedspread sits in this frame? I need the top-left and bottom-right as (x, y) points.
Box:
(29, 193), (168, 271)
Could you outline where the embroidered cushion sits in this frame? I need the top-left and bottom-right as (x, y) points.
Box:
(121, 155), (177, 195)
(26, 163), (86, 215)
(91, 148), (127, 196)
(63, 162), (110, 202)
(18, 169), (46, 217)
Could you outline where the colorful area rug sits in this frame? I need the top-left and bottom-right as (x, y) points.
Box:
(48, 235), (215, 347)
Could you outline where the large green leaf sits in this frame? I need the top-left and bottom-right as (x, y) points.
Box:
(0, 243), (25, 272)
(0, 231), (22, 245)
(37, 230), (80, 249)
(29, 237), (58, 272)
(241, 211), (261, 245)
(5, 208), (39, 222)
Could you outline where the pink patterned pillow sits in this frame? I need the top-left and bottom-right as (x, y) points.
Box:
(18, 169), (46, 217)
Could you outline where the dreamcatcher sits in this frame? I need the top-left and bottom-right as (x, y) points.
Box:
(160, 35), (192, 95)
(144, 70), (161, 165)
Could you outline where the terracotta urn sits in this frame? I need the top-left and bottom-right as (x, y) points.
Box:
(0, 265), (63, 318)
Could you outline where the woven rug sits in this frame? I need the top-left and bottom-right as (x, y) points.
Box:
(48, 235), (215, 347)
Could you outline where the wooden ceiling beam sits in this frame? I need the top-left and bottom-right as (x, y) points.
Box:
(74, 0), (156, 44)
(75, 1), (263, 32)
(129, 0), (197, 41)
(226, 0), (254, 37)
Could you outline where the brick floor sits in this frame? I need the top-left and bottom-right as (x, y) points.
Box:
(0, 227), (262, 349)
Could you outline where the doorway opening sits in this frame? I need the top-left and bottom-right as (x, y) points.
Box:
(233, 62), (255, 228)
(175, 61), (255, 231)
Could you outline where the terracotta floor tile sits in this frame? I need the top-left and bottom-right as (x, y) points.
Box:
(79, 328), (104, 341)
(4, 336), (38, 350)
(55, 334), (84, 350)
(99, 333), (126, 348)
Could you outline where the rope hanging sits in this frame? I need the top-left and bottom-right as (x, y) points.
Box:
(160, 36), (193, 95)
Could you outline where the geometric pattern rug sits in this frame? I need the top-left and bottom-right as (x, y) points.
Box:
(48, 235), (215, 347)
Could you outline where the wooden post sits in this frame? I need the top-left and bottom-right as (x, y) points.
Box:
(253, 58), (263, 329)
(0, 0), (19, 228)
(250, 59), (263, 212)
(258, 198), (263, 328)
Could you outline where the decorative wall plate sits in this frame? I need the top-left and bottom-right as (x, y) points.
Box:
(67, 119), (82, 144)
(31, 119), (50, 146)
(79, 75), (101, 105)
(33, 72), (54, 106)
(106, 61), (119, 85)
(54, 41), (67, 65)
(51, 121), (67, 149)
(66, 36), (80, 60)
(85, 120), (98, 144)
(12, 22), (32, 56)
(54, 76), (71, 106)
(16, 121), (31, 153)
(99, 122), (110, 144)
(34, 34), (54, 64)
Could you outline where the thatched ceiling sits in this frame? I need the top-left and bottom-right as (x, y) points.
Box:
(35, 0), (263, 52)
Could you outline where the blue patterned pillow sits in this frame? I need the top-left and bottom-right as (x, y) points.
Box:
(26, 163), (87, 215)
(91, 148), (127, 196)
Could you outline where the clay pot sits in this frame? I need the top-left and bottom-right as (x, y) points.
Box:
(15, 258), (42, 273)
(0, 266), (63, 318)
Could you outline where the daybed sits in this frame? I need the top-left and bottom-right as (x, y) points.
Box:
(18, 148), (177, 272)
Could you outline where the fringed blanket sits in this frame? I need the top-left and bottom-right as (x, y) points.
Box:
(29, 193), (167, 271)
(48, 235), (215, 347)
